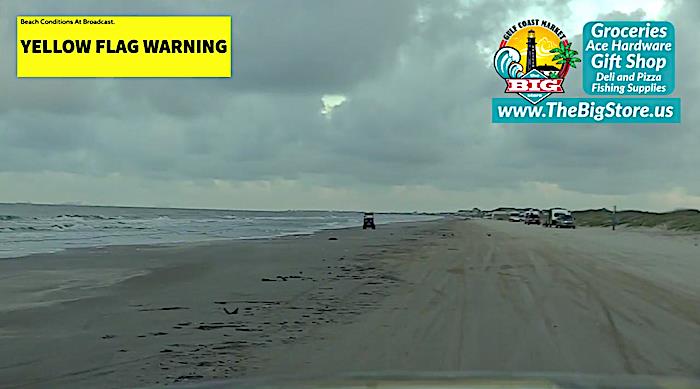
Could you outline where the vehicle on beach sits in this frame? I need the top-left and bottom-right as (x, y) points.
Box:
(508, 211), (521, 222)
(362, 212), (376, 229)
(541, 208), (575, 228)
(524, 210), (540, 225)
(556, 214), (576, 228)
(491, 211), (509, 220)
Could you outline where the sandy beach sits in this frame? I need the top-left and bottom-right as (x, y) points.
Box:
(1, 218), (699, 388)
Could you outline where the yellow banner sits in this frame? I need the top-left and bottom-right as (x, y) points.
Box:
(17, 16), (232, 78)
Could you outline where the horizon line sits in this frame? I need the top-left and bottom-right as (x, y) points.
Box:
(2, 202), (698, 215)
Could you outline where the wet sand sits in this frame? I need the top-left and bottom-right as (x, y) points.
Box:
(1, 219), (699, 388)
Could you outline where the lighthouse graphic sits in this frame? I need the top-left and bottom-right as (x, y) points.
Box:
(526, 29), (537, 73)
(493, 20), (578, 105)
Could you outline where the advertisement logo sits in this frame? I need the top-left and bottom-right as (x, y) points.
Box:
(491, 20), (680, 124)
(493, 20), (580, 104)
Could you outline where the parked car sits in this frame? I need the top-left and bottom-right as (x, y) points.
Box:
(556, 214), (576, 228)
(508, 211), (521, 222)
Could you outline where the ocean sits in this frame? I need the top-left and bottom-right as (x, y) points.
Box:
(0, 203), (441, 259)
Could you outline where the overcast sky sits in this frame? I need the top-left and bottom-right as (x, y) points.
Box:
(0, 0), (696, 212)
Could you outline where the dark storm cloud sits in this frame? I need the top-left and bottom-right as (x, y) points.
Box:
(230, 1), (422, 92)
(2, 0), (506, 179)
(0, 0), (697, 206)
(2, 0), (421, 114)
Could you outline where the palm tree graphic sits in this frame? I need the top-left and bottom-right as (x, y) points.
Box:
(549, 41), (581, 79)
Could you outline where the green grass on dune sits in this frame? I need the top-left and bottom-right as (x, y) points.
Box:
(572, 209), (700, 232)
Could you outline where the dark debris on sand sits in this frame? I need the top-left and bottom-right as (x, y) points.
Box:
(137, 242), (411, 387)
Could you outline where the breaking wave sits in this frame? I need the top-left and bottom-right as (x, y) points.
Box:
(494, 47), (524, 79)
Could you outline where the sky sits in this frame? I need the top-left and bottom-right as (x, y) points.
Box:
(0, 0), (697, 212)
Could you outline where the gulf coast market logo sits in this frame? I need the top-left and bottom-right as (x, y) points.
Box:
(494, 19), (580, 104)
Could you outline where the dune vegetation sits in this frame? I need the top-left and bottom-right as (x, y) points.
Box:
(573, 208), (700, 231)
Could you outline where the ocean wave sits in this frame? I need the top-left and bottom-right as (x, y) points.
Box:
(0, 222), (150, 233)
(251, 216), (353, 221)
(0, 226), (39, 232)
(1, 225), (76, 232)
(0, 205), (441, 258)
(56, 214), (116, 220)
